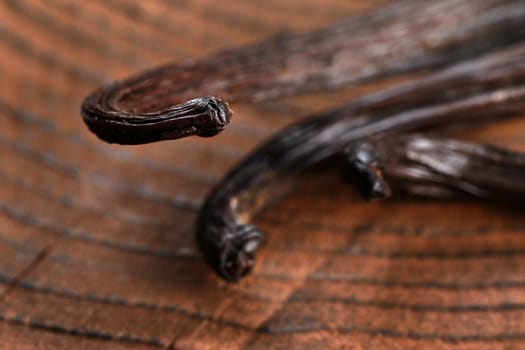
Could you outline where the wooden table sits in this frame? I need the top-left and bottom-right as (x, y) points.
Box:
(1, 1), (525, 349)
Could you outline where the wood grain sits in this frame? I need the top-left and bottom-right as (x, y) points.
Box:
(1, 0), (525, 349)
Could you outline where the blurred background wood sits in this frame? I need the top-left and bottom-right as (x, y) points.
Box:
(1, 1), (525, 349)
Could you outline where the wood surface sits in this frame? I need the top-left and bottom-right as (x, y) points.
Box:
(1, 1), (525, 349)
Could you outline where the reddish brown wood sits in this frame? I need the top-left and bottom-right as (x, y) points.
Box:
(1, 0), (525, 349)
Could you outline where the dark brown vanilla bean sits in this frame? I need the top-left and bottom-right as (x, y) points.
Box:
(81, 95), (232, 145)
(346, 135), (525, 202)
(80, 0), (525, 281)
(81, 0), (525, 144)
(197, 44), (525, 281)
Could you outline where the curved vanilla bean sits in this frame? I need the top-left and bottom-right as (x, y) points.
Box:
(197, 44), (525, 281)
(81, 0), (525, 144)
(81, 95), (232, 145)
(345, 135), (525, 202)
